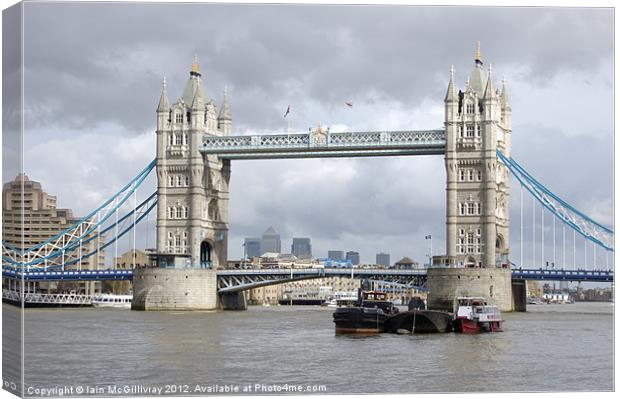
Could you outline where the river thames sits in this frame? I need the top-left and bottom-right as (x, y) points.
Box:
(2, 302), (614, 395)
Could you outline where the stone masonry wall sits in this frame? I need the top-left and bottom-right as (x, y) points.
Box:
(132, 268), (218, 310)
(426, 267), (513, 312)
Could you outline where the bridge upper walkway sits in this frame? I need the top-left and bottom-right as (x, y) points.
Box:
(200, 129), (446, 159)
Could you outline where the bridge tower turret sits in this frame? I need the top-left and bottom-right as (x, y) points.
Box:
(428, 43), (513, 312)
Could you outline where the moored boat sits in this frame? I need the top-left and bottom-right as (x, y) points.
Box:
(452, 297), (503, 333)
(332, 290), (398, 335)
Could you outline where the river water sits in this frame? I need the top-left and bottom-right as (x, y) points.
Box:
(2, 302), (614, 396)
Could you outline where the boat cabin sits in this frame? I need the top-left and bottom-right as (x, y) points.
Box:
(362, 291), (388, 301)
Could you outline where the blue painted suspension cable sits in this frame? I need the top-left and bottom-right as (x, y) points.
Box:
(2, 160), (156, 254)
(5, 163), (156, 266)
(2, 191), (158, 268)
(499, 151), (612, 233)
(497, 150), (613, 251)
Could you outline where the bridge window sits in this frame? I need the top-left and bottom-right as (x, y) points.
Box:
(176, 207), (183, 219)
(176, 175), (182, 186)
(175, 237), (181, 247)
(175, 113), (183, 124)
(459, 169), (465, 181)
(182, 206), (188, 219)
(466, 125), (474, 137)
(476, 228), (481, 236)
(457, 125), (463, 137)
(185, 175), (190, 186)
(168, 176), (174, 187)
(459, 203), (466, 215)
(476, 203), (482, 215)
(459, 228), (465, 236)
(468, 170), (474, 181)
(169, 207), (175, 219)
(476, 125), (481, 137)
(477, 170), (482, 181)
(466, 103), (474, 114)
(467, 233), (475, 245)
(467, 203), (475, 215)
(168, 134), (174, 146)
(183, 133), (188, 145)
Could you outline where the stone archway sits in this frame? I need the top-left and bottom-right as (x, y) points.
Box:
(200, 241), (212, 269)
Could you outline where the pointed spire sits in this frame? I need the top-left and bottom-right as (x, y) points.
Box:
(475, 41), (483, 65)
(157, 76), (170, 112)
(501, 77), (511, 110)
(190, 53), (201, 77)
(483, 63), (495, 99)
(444, 65), (457, 101)
(218, 86), (231, 120)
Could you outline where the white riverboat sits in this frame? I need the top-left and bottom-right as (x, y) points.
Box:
(92, 294), (132, 309)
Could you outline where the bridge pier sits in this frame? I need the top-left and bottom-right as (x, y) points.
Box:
(131, 268), (219, 310)
(426, 267), (513, 312)
(219, 292), (247, 310)
(511, 279), (527, 312)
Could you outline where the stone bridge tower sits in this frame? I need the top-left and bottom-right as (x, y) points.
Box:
(133, 56), (235, 311)
(428, 44), (514, 311)
(154, 56), (231, 269)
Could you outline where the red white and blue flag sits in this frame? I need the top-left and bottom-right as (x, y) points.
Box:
(345, 101), (353, 107)
(284, 105), (291, 118)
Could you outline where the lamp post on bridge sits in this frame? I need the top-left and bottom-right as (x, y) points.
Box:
(242, 241), (246, 269)
(425, 235), (432, 268)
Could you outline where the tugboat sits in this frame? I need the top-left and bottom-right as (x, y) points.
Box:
(332, 284), (398, 335)
(452, 297), (503, 333)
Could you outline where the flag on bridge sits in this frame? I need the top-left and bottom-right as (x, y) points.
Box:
(345, 101), (353, 107)
(284, 105), (291, 118)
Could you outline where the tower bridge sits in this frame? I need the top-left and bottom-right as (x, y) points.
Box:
(2, 45), (614, 311)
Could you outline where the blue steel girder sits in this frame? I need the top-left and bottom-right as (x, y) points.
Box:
(2, 267), (133, 281)
(2, 267), (612, 284)
(200, 130), (446, 160)
(216, 268), (428, 293)
(511, 268), (613, 283)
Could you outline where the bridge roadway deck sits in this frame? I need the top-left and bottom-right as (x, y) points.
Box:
(2, 267), (613, 288)
(200, 129), (446, 159)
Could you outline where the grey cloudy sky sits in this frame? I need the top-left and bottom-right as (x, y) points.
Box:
(2, 1), (614, 266)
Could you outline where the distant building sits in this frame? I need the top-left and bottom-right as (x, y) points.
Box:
(376, 252), (391, 267)
(394, 257), (419, 269)
(345, 251), (360, 265)
(261, 226), (281, 254)
(328, 250), (344, 261)
(244, 237), (261, 259)
(106, 249), (152, 294)
(291, 237), (312, 258)
(2, 173), (104, 295)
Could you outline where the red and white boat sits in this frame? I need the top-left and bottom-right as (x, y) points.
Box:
(452, 297), (503, 333)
